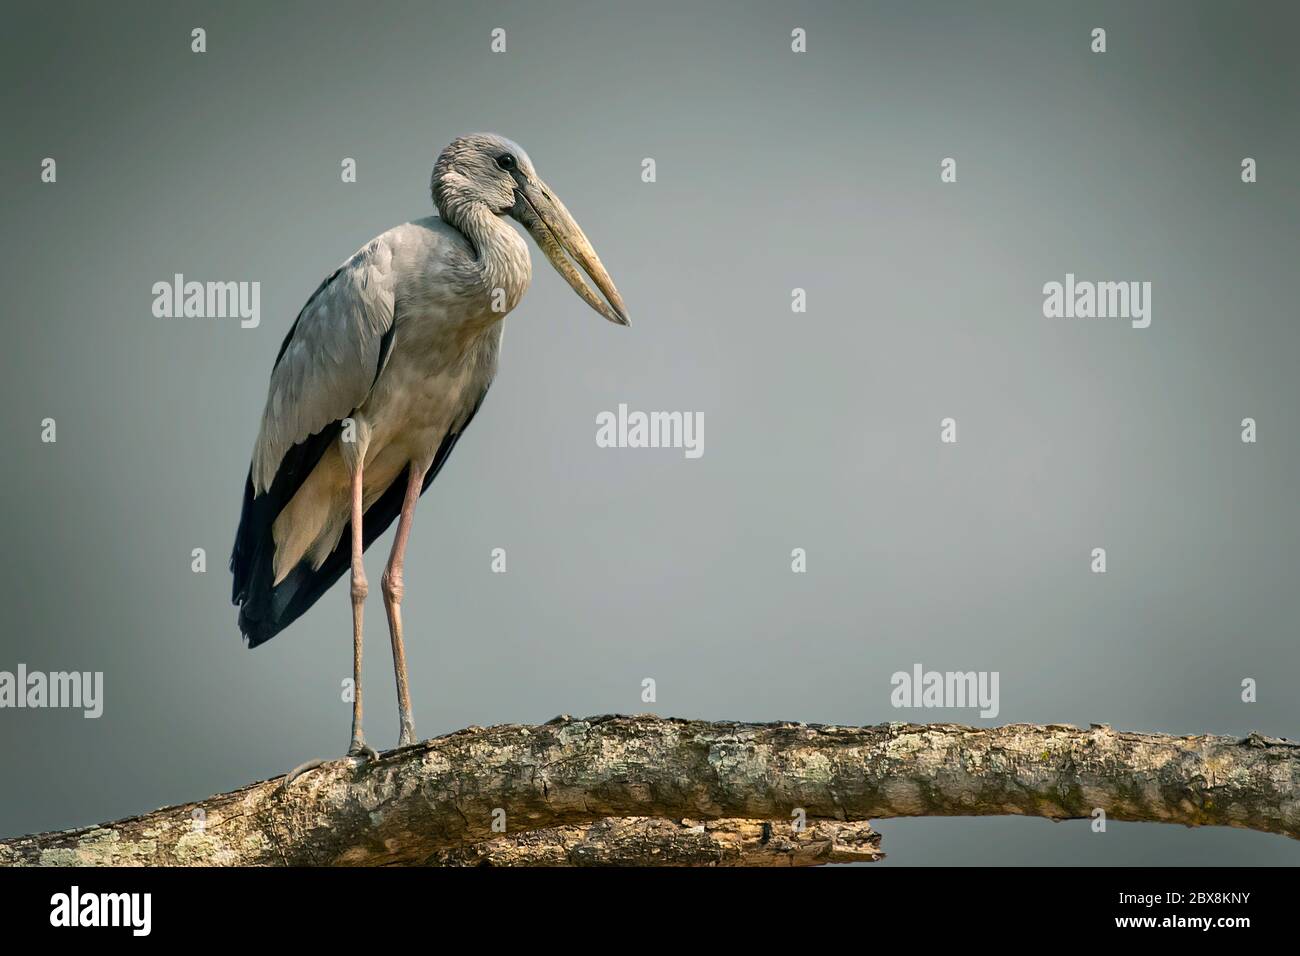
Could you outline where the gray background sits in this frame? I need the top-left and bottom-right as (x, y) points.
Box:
(1, 0), (1297, 865)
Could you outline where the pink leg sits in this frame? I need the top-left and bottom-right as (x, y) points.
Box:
(347, 462), (376, 759)
(381, 463), (427, 747)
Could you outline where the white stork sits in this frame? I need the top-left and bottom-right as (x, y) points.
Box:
(230, 133), (628, 761)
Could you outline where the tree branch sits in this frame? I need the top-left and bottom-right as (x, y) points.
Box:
(427, 817), (882, 866)
(1, 716), (1295, 866)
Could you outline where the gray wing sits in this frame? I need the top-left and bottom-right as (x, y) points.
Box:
(250, 237), (398, 495)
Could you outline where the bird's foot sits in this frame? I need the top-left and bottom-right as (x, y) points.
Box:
(281, 758), (327, 788)
(397, 724), (416, 748)
(347, 739), (379, 762)
(281, 741), (378, 789)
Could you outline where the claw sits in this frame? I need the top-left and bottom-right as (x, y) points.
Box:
(348, 742), (379, 762)
(282, 758), (327, 788)
(282, 741), (378, 789)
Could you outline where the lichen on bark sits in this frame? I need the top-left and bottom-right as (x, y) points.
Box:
(1, 716), (1295, 866)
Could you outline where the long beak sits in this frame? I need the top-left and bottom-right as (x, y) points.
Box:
(511, 177), (630, 326)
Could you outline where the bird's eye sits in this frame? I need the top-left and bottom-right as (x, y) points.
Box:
(496, 153), (516, 171)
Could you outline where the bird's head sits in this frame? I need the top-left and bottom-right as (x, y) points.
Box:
(432, 133), (629, 326)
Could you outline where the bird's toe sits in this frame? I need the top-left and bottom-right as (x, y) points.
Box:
(281, 758), (327, 788)
(347, 741), (380, 762)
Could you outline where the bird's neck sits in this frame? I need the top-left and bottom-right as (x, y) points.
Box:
(453, 203), (532, 315)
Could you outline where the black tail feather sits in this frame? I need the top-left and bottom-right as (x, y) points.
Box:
(230, 390), (487, 648)
(237, 464), (412, 648)
(230, 420), (345, 647)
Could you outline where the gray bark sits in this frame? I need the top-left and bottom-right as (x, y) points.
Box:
(1, 716), (1295, 866)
